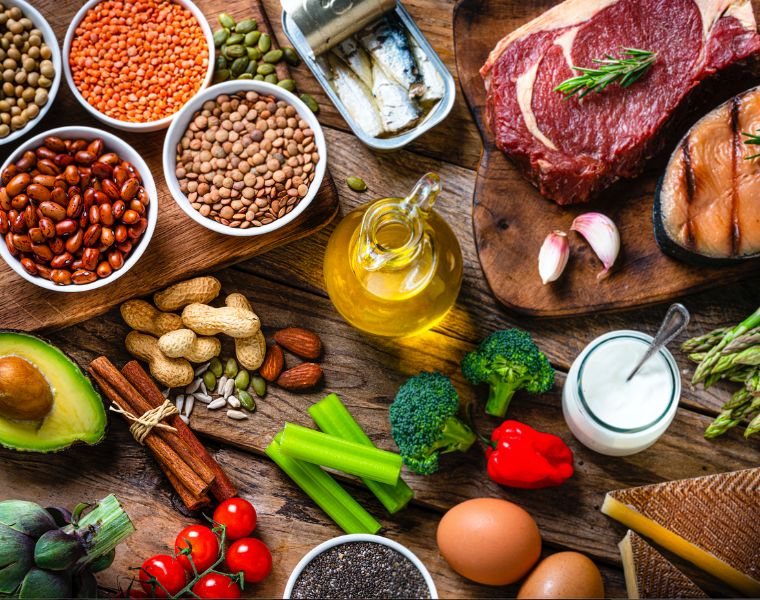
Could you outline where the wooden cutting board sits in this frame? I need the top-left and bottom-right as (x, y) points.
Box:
(453, 0), (760, 318)
(0, 0), (339, 332)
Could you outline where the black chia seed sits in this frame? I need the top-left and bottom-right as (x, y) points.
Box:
(291, 541), (431, 599)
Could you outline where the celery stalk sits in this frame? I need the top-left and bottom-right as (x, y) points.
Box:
(309, 394), (413, 514)
(266, 432), (381, 535)
(280, 423), (402, 485)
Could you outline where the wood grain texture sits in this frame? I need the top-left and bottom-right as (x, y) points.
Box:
(0, 0), (339, 332)
(453, 0), (760, 317)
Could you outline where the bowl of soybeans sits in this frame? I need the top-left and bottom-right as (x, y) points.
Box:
(0, 0), (61, 145)
(62, 0), (214, 132)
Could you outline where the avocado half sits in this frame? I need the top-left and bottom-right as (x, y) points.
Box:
(0, 331), (106, 452)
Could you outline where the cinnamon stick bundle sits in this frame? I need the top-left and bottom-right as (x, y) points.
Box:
(122, 360), (237, 502)
(89, 357), (215, 508)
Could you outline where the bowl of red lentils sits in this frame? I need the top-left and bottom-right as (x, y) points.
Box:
(62, 0), (214, 132)
(0, 126), (158, 291)
(163, 80), (327, 236)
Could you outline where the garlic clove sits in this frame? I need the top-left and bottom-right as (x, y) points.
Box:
(571, 212), (620, 280)
(538, 230), (569, 284)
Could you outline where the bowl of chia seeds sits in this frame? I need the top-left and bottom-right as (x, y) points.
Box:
(284, 534), (437, 599)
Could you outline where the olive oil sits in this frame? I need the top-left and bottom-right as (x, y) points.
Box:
(324, 173), (463, 337)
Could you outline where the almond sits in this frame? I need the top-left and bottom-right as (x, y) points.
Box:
(273, 327), (322, 360)
(276, 362), (323, 391)
(259, 344), (284, 382)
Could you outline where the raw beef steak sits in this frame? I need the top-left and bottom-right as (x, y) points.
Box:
(481, 0), (760, 205)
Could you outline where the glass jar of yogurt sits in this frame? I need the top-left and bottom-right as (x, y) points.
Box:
(562, 330), (681, 456)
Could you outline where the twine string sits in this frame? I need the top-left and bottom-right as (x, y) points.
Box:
(109, 399), (178, 444)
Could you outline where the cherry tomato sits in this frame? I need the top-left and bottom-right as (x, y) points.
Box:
(191, 573), (242, 599)
(139, 554), (187, 598)
(174, 525), (219, 573)
(225, 537), (272, 584)
(213, 498), (257, 541)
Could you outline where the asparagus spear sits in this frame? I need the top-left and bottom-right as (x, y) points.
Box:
(693, 307), (760, 384)
(705, 388), (754, 438)
(681, 327), (729, 354)
(721, 328), (760, 354)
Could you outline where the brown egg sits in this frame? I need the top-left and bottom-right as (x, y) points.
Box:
(517, 552), (605, 599)
(437, 498), (541, 585)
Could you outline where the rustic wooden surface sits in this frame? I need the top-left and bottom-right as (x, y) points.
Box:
(455, 0), (760, 317)
(1, 0), (759, 598)
(0, 0), (339, 332)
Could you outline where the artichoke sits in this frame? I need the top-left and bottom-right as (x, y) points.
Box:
(0, 495), (134, 598)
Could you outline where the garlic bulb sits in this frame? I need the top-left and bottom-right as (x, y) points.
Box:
(571, 213), (620, 280)
(538, 230), (569, 284)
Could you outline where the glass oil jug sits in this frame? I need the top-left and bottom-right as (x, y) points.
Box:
(323, 173), (463, 337)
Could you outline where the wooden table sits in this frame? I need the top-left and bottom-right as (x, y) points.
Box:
(2, 0), (759, 597)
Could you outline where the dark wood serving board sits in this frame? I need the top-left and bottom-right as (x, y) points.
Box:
(0, 0), (339, 332)
(453, 0), (760, 318)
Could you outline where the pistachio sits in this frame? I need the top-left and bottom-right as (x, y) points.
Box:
(235, 19), (257, 34)
(246, 47), (261, 62)
(225, 357), (239, 379)
(227, 33), (244, 46)
(215, 55), (228, 70)
(213, 28), (229, 47)
(254, 74), (265, 81)
(235, 369), (250, 390)
(230, 56), (249, 76)
(209, 357), (223, 378)
(224, 44), (246, 59)
(300, 93), (319, 114)
(213, 69), (230, 83)
(256, 63), (274, 76)
(244, 60), (258, 75)
(263, 49), (283, 64)
(238, 73), (253, 80)
(202, 370), (217, 392)
(244, 31), (261, 47)
(238, 390), (256, 412)
(346, 176), (368, 192)
(264, 74), (278, 84)
(283, 47), (300, 66)
(251, 375), (266, 397)
(277, 79), (296, 92)
(258, 33), (271, 53)
(218, 12), (236, 29)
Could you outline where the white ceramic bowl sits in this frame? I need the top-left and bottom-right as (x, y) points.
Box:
(0, 0), (62, 146)
(163, 80), (327, 237)
(283, 534), (438, 599)
(62, 0), (214, 132)
(0, 126), (158, 292)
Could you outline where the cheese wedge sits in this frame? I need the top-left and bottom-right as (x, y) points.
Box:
(602, 468), (760, 596)
(620, 530), (707, 598)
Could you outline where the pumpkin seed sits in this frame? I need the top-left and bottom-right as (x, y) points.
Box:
(257, 63), (275, 75)
(283, 47), (300, 66)
(225, 358), (239, 378)
(258, 33), (271, 53)
(244, 31), (261, 47)
(213, 28), (230, 47)
(213, 69), (230, 83)
(235, 369), (250, 390)
(238, 390), (256, 412)
(265, 74), (278, 84)
(347, 176), (368, 192)
(277, 79), (296, 92)
(230, 56), (249, 76)
(218, 12), (236, 29)
(209, 357), (223, 378)
(215, 54), (228, 70)
(227, 32), (244, 45)
(251, 375), (266, 397)
(263, 49), (283, 64)
(224, 44), (246, 59)
(235, 19), (257, 34)
(246, 47), (261, 61)
(300, 93), (319, 113)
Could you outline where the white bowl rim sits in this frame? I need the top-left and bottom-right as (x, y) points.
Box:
(0, 125), (158, 293)
(61, 0), (214, 131)
(282, 533), (438, 599)
(162, 79), (327, 237)
(0, 0), (62, 146)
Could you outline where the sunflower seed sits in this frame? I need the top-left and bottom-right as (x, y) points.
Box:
(194, 363), (210, 377)
(223, 379), (236, 398)
(227, 409), (249, 420)
(227, 395), (241, 408)
(194, 392), (213, 404)
(199, 380), (207, 395)
(184, 395), (195, 417)
(216, 375), (228, 394)
(162, 388), (170, 399)
(208, 399), (227, 410)
(175, 395), (185, 413)
(185, 379), (202, 394)
(180, 414), (190, 424)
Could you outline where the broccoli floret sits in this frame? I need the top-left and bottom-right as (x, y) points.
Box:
(462, 329), (554, 418)
(388, 372), (476, 475)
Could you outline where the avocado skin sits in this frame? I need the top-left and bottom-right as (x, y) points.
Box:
(0, 330), (106, 453)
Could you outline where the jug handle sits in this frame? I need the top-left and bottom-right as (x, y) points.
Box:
(402, 173), (441, 216)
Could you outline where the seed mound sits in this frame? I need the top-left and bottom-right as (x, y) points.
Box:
(0, 3), (55, 138)
(175, 90), (319, 229)
(291, 542), (431, 599)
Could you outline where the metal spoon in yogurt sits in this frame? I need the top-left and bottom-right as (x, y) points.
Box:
(626, 303), (690, 382)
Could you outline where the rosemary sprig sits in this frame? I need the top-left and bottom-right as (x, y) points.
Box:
(742, 130), (760, 160)
(554, 48), (657, 99)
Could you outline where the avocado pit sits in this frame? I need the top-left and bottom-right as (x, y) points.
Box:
(0, 355), (54, 421)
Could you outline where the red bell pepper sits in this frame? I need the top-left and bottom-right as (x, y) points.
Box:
(486, 420), (574, 489)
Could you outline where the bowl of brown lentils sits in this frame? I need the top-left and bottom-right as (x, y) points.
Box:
(163, 80), (326, 236)
(0, 0), (61, 145)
